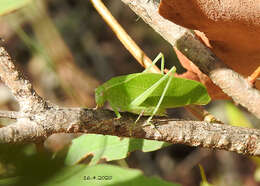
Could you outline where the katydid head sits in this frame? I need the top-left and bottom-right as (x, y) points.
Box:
(95, 86), (106, 107)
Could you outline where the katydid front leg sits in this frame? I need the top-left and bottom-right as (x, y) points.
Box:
(143, 52), (164, 74)
(110, 103), (121, 119)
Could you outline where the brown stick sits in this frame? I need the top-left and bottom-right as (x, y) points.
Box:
(90, 0), (160, 73)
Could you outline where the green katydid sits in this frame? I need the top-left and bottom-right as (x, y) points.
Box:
(95, 53), (211, 124)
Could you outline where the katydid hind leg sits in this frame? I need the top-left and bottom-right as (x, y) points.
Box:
(145, 70), (174, 125)
(143, 52), (164, 73)
(130, 65), (176, 107)
(160, 53), (164, 75)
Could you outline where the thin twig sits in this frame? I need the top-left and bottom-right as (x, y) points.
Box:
(90, 0), (160, 73)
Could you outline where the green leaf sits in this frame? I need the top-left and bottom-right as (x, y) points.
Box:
(65, 134), (170, 165)
(0, 0), (31, 16)
(40, 164), (180, 186)
(225, 102), (252, 128)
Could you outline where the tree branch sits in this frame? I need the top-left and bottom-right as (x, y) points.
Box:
(0, 107), (260, 156)
(120, 0), (260, 119)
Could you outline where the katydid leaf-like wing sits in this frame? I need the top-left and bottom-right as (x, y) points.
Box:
(95, 72), (211, 111)
(141, 75), (211, 108)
